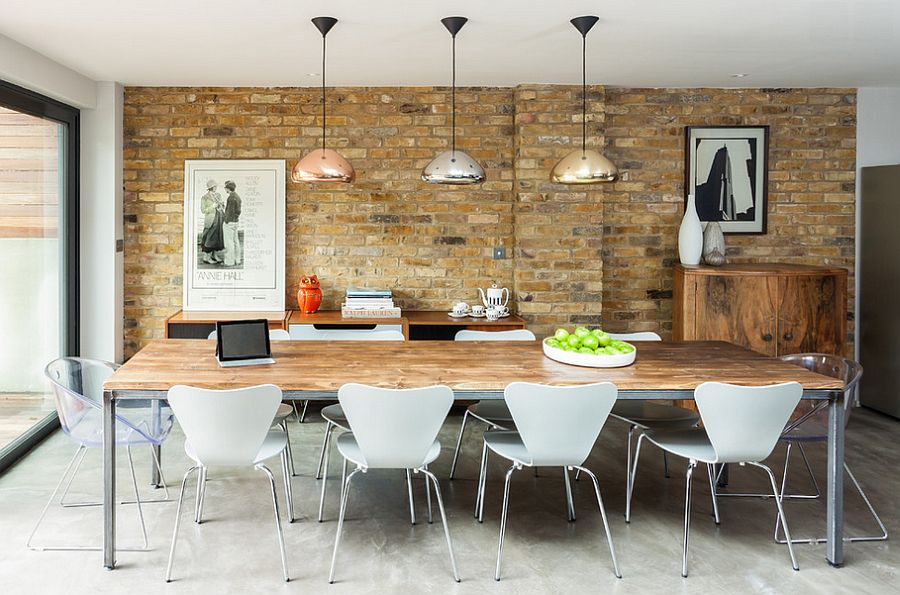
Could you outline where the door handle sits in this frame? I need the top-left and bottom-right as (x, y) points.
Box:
(762, 333), (773, 342)
(783, 332), (794, 341)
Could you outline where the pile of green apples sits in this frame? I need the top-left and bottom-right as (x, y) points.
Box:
(544, 327), (635, 356)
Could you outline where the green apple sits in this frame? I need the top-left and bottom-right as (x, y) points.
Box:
(581, 334), (600, 349)
(597, 332), (612, 347)
(566, 334), (582, 348)
(554, 328), (570, 341)
(546, 338), (561, 349)
(578, 347), (594, 354)
(574, 327), (590, 338)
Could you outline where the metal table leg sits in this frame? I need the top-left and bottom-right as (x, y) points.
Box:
(826, 391), (845, 567)
(150, 400), (162, 488)
(103, 389), (117, 569)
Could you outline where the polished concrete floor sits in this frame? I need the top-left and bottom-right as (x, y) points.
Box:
(0, 405), (896, 594)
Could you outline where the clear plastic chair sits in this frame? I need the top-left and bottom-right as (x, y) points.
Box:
(644, 381), (803, 577)
(773, 353), (886, 544)
(477, 382), (621, 581)
(448, 329), (536, 479)
(308, 329), (408, 521)
(329, 383), (459, 584)
(165, 384), (292, 582)
(28, 357), (174, 551)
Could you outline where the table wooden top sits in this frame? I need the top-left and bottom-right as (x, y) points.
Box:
(105, 339), (843, 396)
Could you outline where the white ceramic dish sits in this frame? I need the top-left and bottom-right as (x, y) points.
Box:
(542, 340), (636, 368)
(447, 311), (470, 318)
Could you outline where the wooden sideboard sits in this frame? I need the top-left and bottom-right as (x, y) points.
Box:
(166, 310), (527, 341)
(673, 263), (847, 357)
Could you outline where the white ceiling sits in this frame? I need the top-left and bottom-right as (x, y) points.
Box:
(2, 0), (900, 88)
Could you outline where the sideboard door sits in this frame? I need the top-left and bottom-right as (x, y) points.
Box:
(693, 275), (779, 356)
(777, 274), (845, 356)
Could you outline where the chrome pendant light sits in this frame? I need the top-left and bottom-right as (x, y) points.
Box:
(550, 15), (618, 185)
(291, 16), (355, 184)
(422, 16), (485, 185)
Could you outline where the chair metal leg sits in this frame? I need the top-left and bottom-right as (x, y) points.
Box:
(257, 464), (290, 581)
(573, 465), (622, 578)
(707, 463), (720, 525)
(625, 425), (634, 496)
(563, 466), (576, 522)
(663, 451), (670, 478)
(448, 410), (470, 480)
(58, 446), (89, 507)
(339, 457), (348, 514)
(421, 468), (461, 582)
(281, 450), (295, 522)
(60, 444), (170, 507)
(424, 465), (433, 524)
(475, 440), (489, 521)
(295, 400), (309, 423)
(626, 432), (647, 523)
(796, 443), (822, 498)
(329, 467), (362, 584)
(495, 464), (518, 581)
(750, 461), (799, 571)
(165, 466), (200, 582)
(281, 419), (297, 477)
(194, 466), (208, 524)
(682, 461), (696, 578)
(125, 445), (149, 549)
(717, 442), (820, 500)
(316, 421), (335, 480)
(406, 469), (417, 525)
(318, 423), (336, 522)
(147, 443), (170, 501)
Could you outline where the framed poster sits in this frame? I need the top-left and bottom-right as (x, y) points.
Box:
(182, 160), (285, 311)
(685, 126), (769, 234)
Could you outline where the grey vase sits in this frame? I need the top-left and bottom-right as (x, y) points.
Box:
(702, 222), (726, 266)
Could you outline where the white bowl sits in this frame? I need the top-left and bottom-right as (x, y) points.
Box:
(542, 339), (636, 368)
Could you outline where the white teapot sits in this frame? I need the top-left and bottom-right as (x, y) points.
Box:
(478, 282), (510, 308)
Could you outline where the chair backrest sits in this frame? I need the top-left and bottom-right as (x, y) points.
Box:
(454, 329), (536, 341)
(779, 353), (861, 426)
(44, 357), (172, 446)
(294, 329), (405, 341)
(608, 331), (662, 342)
(695, 382), (803, 463)
(207, 328), (291, 340)
(167, 384), (282, 466)
(338, 383), (453, 469)
(504, 382), (618, 467)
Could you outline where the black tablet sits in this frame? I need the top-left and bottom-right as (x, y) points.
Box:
(215, 319), (274, 365)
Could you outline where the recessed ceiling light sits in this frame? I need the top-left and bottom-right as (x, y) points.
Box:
(731, 73), (749, 78)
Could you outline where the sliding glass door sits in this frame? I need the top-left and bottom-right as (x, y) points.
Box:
(0, 80), (78, 467)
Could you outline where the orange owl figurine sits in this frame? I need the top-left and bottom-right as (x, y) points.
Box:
(297, 275), (323, 314)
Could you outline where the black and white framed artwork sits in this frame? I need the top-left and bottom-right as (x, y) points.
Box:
(685, 126), (769, 235)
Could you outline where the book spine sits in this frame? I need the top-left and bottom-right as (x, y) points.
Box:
(341, 307), (401, 318)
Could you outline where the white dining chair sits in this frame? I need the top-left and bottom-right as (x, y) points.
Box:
(643, 381), (803, 577)
(165, 384), (293, 582)
(477, 381), (621, 581)
(448, 329), (536, 480)
(328, 383), (460, 584)
(602, 331), (702, 522)
(310, 329), (408, 522)
(29, 358), (174, 552)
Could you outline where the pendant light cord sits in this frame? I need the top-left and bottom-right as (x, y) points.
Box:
(321, 33), (327, 154)
(581, 33), (587, 155)
(451, 33), (457, 156)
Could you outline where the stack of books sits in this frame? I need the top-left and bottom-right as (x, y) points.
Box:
(341, 287), (401, 318)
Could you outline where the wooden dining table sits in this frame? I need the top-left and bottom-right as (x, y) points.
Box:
(101, 339), (849, 570)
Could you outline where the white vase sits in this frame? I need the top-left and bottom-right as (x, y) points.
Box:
(678, 194), (703, 266)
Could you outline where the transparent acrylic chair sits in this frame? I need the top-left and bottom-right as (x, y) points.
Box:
(773, 353), (887, 544)
(448, 329), (536, 480)
(28, 357), (174, 551)
(329, 383), (460, 584)
(478, 381), (622, 581)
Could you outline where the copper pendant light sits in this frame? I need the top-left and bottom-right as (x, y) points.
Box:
(422, 16), (485, 185)
(550, 16), (618, 184)
(291, 16), (355, 184)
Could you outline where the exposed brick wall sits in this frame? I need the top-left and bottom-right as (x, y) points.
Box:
(123, 86), (856, 356)
(601, 88), (856, 346)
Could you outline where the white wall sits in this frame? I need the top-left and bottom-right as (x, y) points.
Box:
(855, 87), (900, 358)
(0, 33), (124, 362)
